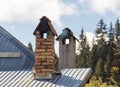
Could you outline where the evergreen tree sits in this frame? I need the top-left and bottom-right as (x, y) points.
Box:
(96, 19), (107, 45)
(77, 28), (90, 68)
(90, 44), (98, 72)
(95, 58), (103, 77)
(28, 42), (33, 51)
(109, 22), (115, 43)
(105, 22), (115, 77)
(114, 19), (120, 57)
(115, 19), (120, 42)
(94, 19), (108, 78)
(76, 18), (120, 86)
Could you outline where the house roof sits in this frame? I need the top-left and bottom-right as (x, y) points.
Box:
(33, 16), (58, 36)
(0, 26), (92, 87)
(0, 68), (92, 87)
(0, 26), (35, 70)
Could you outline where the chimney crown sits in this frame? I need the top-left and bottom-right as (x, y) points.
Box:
(33, 16), (57, 36)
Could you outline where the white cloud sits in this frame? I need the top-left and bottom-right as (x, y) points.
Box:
(90, 0), (120, 14)
(0, 0), (77, 25)
(79, 0), (120, 14)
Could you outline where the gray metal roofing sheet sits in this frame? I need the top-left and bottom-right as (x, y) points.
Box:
(0, 68), (92, 87)
(0, 26), (92, 87)
(0, 26), (35, 70)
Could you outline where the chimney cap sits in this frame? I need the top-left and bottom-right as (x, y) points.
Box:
(40, 16), (51, 22)
(33, 16), (58, 36)
(56, 27), (79, 42)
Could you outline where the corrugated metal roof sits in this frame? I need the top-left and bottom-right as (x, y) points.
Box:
(0, 26), (92, 87)
(0, 68), (92, 87)
(0, 26), (35, 70)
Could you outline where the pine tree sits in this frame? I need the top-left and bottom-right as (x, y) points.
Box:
(90, 44), (99, 72)
(109, 22), (115, 43)
(93, 19), (108, 78)
(115, 19), (120, 42)
(77, 18), (120, 86)
(105, 22), (115, 77)
(77, 28), (90, 68)
(95, 58), (104, 77)
(114, 19), (120, 57)
(96, 19), (107, 45)
(28, 42), (33, 51)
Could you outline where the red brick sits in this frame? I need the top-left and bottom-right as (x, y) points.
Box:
(47, 59), (54, 63)
(40, 52), (52, 56)
(47, 46), (54, 49)
(42, 42), (53, 45)
(36, 38), (47, 42)
(47, 56), (54, 59)
(45, 66), (55, 69)
(36, 42), (41, 45)
(35, 63), (41, 65)
(37, 46), (47, 49)
(47, 39), (54, 41)
(40, 59), (47, 62)
(47, 49), (54, 52)
(41, 69), (53, 72)
(35, 56), (46, 58)
(35, 70), (40, 73)
(42, 62), (54, 66)
(35, 49), (46, 52)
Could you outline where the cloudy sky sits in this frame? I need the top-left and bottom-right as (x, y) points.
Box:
(0, 0), (120, 53)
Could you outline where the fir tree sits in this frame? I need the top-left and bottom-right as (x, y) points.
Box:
(94, 19), (108, 78)
(28, 42), (33, 51)
(115, 19), (120, 42)
(77, 28), (90, 68)
(96, 19), (107, 45)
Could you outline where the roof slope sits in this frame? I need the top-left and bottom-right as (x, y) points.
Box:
(0, 68), (92, 87)
(0, 26), (35, 71)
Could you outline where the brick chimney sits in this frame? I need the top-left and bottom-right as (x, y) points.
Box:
(56, 28), (79, 70)
(33, 16), (57, 79)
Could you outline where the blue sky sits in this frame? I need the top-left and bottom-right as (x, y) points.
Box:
(0, 0), (120, 52)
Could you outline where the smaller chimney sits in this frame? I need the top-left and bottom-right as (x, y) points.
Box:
(56, 28), (79, 70)
(33, 16), (57, 79)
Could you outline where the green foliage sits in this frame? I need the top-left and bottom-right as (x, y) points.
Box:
(85, 76), (118, 87)
(96, 19), (107, 45)
(77, 28), (91, 68)
(85, 76), (102, 87)
(109, 22), (115, 43)
(28, 42), (33, 51)
(77, 19), (120, 86)
(115, 19), (120, 42)
(95, 58), (104, 77)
